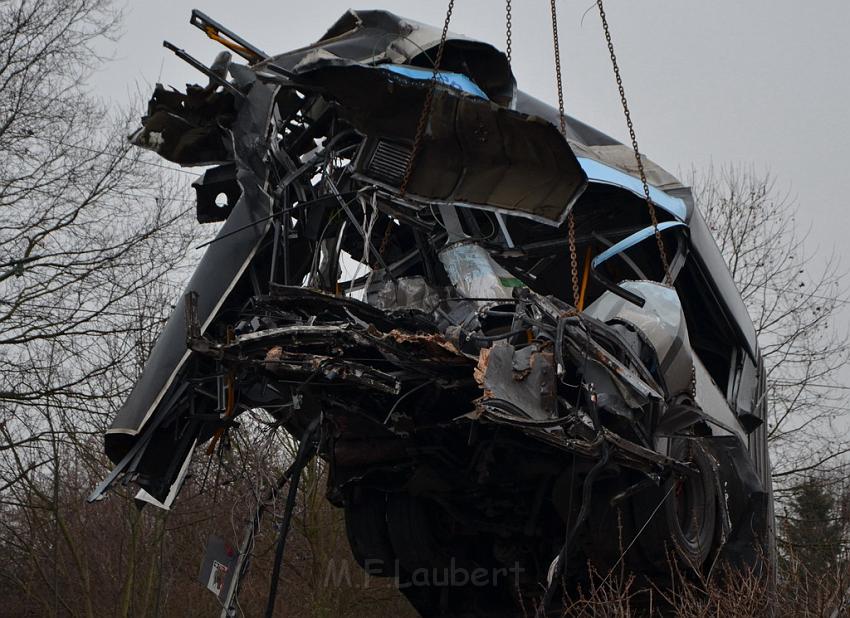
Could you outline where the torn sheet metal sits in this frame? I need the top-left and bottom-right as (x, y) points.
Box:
(105, 79), (278, 464)
(474, 342), (557, 421)
(134, 439), (197, 510)
(307, 64), (587, 224)
(128, 85), (234, 165)
(259, 9), (516, 106)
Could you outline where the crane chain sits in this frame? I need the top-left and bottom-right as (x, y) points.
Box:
(505, 0), (513, 64)
(379, 0), (455, 260)
(550, 0), (581, 309)
(398, 0), (455, 199)
(595, 0), (673, 286)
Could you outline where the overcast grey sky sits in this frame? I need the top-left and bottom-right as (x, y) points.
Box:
(95, 0), (850, 265)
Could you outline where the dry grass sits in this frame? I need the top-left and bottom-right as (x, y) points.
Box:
(3, 443), (846, 617)
(545, 555), (850, 617)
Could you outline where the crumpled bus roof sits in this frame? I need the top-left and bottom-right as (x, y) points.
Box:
(259, 9), (690, 203)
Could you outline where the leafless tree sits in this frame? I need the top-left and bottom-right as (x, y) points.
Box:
(0, 1), (202, 613)
(691, 166), (850, 493)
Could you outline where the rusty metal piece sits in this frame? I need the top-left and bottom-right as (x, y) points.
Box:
(474, 341), (556, 421)
(382, 329), (464, 358)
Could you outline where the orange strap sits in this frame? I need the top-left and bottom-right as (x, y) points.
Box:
(204, 26), (254, 58)
(577, 246), (592, 311)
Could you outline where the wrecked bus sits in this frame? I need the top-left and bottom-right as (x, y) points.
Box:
(91, 10), (775, 616)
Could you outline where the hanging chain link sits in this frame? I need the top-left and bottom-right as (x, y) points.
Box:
(595, 0), (673, 286)
(398, 0), (455, 198)
(550, 0), (581, 309)
(690, 364), (697, 399)
(567, 211), (580, 306)
(505, 0), (513, 64)
(380, 0), (455, 259)
(377, 204), (393, 258)
(549, 0), (567, 138)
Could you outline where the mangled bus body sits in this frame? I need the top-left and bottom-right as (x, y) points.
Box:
(92, 10), (774, 616)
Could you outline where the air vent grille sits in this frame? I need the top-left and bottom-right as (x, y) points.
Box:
(366, 140), (412, 187)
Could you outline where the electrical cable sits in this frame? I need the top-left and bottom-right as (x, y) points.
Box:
(262, 416), (320, 618)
